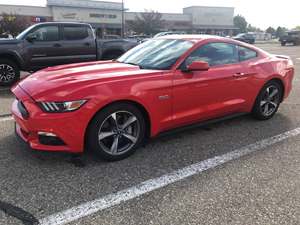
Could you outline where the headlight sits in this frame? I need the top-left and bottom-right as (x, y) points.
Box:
(39, 100), (87, 113)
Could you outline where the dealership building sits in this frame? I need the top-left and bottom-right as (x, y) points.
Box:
(0, 0), (237, 36)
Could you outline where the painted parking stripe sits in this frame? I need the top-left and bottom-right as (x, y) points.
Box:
(39, 127), (300, 225)
(0, 116), (13, 122)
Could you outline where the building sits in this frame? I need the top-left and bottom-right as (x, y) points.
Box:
(0, 0), (237, 36)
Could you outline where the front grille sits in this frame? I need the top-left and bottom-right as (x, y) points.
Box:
(17, 101), (29, 119)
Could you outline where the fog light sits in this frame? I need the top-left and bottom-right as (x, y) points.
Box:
(38, 132), (57, 137)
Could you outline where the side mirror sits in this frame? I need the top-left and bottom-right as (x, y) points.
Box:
(26, 33), (37, 42)
(184, 61), (210, 72)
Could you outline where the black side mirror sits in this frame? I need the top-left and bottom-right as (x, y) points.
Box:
(26, 34), (37, 42)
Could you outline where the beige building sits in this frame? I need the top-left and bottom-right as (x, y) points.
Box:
(0, 0), (237, 36)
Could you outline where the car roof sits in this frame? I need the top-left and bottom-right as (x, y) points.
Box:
(156, 34), (269, 56)
(34, 22), (91, 26)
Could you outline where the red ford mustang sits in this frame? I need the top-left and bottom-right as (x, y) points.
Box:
(11, 35), (294, 161)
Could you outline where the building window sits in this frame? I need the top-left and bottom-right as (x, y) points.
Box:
(89, 13), (117, 19)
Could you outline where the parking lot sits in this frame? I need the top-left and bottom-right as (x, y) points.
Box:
(0, 43), (300, 225)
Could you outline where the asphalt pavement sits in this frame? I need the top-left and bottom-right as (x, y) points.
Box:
(0, 43), (300, 225)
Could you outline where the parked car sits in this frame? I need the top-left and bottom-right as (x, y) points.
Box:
(11, 35), (294, 161)
(279, 31), (300, 46)
(126, 35), (150, 43)
(140, 31), (186, 43)
(232, 33), (256, 44)
(153, 31), (186, 38)
(0, 22), (138, 86)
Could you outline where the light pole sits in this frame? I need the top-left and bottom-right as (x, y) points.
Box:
(121, 0), (125, 38)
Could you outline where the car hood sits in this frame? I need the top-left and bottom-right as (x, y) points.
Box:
(18, 61), (162, 100)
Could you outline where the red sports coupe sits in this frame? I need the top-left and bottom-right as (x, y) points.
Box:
(11, 35), (294, 161)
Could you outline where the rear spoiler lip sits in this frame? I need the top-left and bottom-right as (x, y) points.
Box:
(273, 54), (291, 60)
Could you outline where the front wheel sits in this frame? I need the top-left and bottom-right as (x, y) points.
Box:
(252, 81), (283, 120)
(87, 103), (146, 161)
(0, 59), (20, 86)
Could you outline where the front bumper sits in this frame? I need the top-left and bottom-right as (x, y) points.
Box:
(11, 85), (87, 153)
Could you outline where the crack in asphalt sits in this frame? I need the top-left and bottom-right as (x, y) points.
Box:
(0, 201), (40, 225)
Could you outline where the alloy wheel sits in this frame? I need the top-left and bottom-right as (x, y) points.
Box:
(0, 64), (16, 83)
(98, 111), (140, 156)
(260, 85), (280, 117)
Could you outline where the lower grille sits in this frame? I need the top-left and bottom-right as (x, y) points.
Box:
(38, 135), (66, 146)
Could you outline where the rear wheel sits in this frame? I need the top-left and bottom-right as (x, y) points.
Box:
(252, 81), (283, 120)
(0, 59), (20, 86)
(87, 103), (146, 161)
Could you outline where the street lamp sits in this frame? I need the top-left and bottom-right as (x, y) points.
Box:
(121, 0), (125, 38)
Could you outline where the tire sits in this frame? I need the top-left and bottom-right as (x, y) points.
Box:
(0, 59), (20, 86)
(87, 103), (146, 161)
(252, 81), (283, 120)
(281, 42), (286, 46)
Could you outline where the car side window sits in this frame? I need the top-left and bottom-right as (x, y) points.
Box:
(183, 42), (239, 68)
(29, 26), (59, 42)
(63, 26), (89, 40)
(238, 46), (257, 62)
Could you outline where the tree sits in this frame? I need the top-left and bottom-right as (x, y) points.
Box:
(294, 26), (300, 31)
(127, 10), (164, 35)
(276, 26), (288, 38)
(247, 24), (262, 32)
(0, 13), (31, 37)
(266, 27), (276, 35)
(233, 15), (248, 33)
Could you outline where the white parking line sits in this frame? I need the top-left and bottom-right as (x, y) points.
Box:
(39, 127), (300, 225)
(0, 116), (13, 122)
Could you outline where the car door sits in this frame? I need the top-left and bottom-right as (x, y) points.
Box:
(24, 24), (65, 70)
(172, 42), (251, 127)
(59, 24), (97, 64)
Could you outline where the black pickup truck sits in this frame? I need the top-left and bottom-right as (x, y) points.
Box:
(0, 22), (138, 86)
(279, 31), (300, 46)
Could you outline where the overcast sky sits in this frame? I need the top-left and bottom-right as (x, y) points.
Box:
(6, 0), (300, 29)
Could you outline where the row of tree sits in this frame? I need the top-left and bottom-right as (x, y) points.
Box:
(233, 14), (299, 38)
(0, 13), (31, 37)
(0, 11), (299, 38)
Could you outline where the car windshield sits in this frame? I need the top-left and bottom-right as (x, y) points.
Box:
(16, 24), (36, 40)
(117, 39), (194, 70)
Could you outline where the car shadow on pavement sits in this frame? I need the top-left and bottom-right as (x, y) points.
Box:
(5, 112), (294, 169)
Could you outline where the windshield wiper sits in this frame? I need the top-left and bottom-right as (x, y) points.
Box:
(124, 62), (142, 69)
